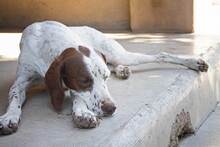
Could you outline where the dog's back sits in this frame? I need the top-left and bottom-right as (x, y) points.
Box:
(19, 21), (84, 76)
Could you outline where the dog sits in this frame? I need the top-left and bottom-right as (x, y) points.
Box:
(0, 21), (208, 135)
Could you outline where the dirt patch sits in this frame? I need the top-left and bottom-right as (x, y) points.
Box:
(169, 109), (194, 147)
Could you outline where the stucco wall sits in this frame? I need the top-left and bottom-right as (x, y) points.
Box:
(0, 0), (193, 32)
(0, 0), (130, 30)
(130, 0), (193, 33)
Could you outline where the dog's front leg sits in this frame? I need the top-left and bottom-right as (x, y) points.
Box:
(72, 97), (100, 129)
(0, 68), (35, 135)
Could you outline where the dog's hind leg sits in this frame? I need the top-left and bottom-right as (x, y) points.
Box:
(112, 51), (208, 72)
(0, 64), (36, 135)
(106, 45), (208, 72)
(100, 38), (208, 73)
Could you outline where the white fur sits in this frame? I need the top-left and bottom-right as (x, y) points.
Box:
(0, 21), (208, 133)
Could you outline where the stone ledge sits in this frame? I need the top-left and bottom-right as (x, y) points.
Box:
(0, 33), (220, 147)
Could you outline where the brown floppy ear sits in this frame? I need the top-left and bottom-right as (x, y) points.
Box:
(45, 58), (65, 112)
(78, 46), (90, 57)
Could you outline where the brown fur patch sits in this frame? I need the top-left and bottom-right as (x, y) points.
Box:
(79, 46), (91, 57)
(45, 48), (93, 111)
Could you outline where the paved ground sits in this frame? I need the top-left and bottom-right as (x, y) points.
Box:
(180, 103), (220, 147)
(0, 32), (220, 147)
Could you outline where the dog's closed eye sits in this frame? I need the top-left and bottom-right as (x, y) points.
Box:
(79, 77), (93, 90)
(80, 77), (92, 84)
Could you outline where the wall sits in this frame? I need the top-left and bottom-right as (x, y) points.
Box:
(0, 0), (194, 33)
(130, 0), (193, 33)
(0, 0), (130, 31)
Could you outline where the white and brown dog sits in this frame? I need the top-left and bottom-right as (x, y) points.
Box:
(0, 21), (208, 135)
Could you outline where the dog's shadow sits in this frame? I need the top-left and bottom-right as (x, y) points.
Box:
(0, 62), (187, 118)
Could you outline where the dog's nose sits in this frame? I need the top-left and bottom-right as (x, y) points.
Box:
(101, 99), (116, 116)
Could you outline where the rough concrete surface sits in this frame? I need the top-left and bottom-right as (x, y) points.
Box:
(0, 32), (220, 147)
(180, 104), (220, 147)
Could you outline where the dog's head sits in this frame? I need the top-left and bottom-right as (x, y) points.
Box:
(45, 46), (116, 116)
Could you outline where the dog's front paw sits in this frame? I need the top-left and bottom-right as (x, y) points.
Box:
(115, 65), (131, 79)
(73, 111), (100, 129)
(0, 113), (20, 135)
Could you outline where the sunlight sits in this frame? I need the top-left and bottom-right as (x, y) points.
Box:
(105, 33), (165, 40)
(130, 38), (165, 44)
(0, 33), (21, 60)
(172, 38), (193, 43)
(194, 0), (220, 35)
(148, 75), (160, 79)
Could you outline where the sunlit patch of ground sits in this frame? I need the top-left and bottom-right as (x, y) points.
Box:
(0, 33), (21, 61)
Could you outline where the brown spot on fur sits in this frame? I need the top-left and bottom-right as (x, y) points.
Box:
(79, 46), (90, 57)
(45, 48), (93, 111)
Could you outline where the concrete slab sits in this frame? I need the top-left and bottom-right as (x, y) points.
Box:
(180, 104), (220, 147)
(0, 32), (220, 147)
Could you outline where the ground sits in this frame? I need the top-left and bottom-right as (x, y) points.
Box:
(0, 32), (220, 147)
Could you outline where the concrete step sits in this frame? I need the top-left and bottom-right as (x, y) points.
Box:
(180, 103), (220, 147)
(0, 32), (220, 147)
